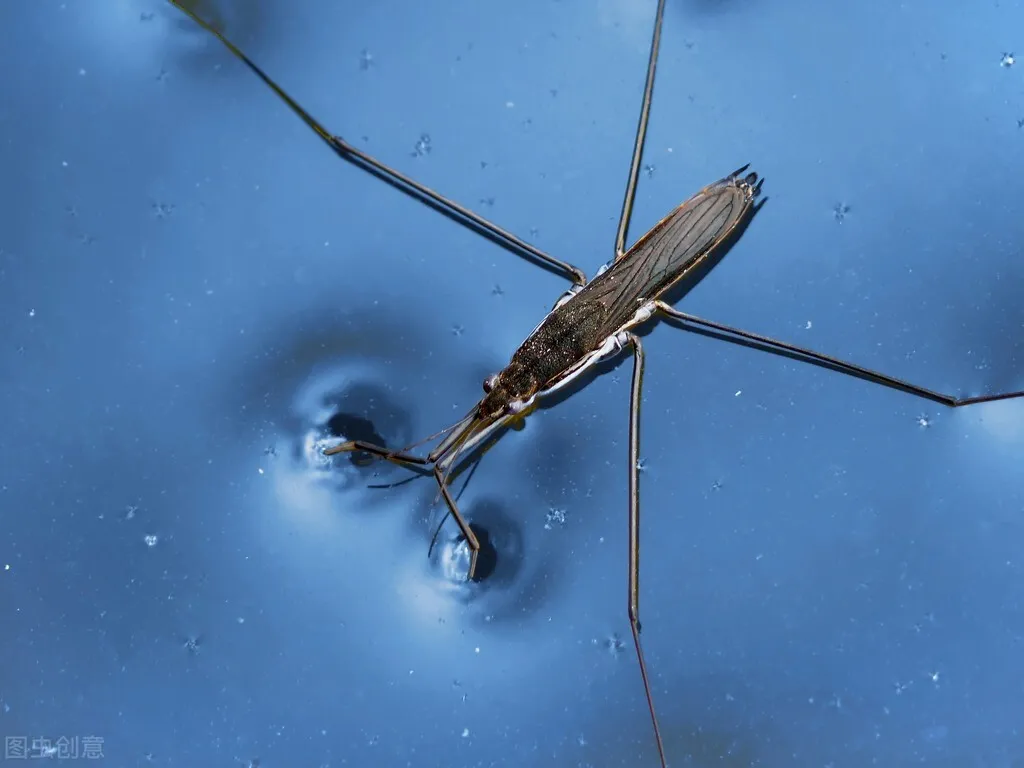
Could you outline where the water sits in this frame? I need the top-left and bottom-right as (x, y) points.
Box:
(2, 1), (1024, 766)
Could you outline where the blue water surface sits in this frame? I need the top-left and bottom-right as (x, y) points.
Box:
(2, 1), (1024, 766)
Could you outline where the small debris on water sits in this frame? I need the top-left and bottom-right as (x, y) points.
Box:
(593, 633), (625, 656)
(151, 202), (175, 218)
(412, 133), (432, 157)
(1000, 52), (1015, 67)
(544, 507), (566, 529)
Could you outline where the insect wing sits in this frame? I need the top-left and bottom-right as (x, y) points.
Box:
(585, 169), (761, 332)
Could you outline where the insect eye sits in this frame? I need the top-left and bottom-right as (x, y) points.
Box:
(483, 374), (499, 393)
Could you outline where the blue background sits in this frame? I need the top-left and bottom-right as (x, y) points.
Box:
(2, 1), (1024, 766)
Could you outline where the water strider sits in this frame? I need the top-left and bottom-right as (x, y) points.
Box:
(168, 1), (1024, 765)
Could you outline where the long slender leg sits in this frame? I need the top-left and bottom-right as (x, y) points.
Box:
(167, 0), (587, 287)
(614, 0), (668, 260)
(655, 301), (1024, 406)
(621, 332), (667, 768)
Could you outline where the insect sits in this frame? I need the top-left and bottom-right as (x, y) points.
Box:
(168, 1), (1024, 765)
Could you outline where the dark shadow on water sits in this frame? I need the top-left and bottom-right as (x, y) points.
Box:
(326, 411), (385, 467)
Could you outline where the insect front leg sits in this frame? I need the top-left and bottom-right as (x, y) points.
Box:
(654, 301), (1024, 407)
(323, 439), (430, 467)
(619, 332), (668, 768)
(432, 465), (482, 581)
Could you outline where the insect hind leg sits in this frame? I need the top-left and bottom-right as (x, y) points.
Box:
(655, 301), (1024, 407)
(620, 332), (668, 768)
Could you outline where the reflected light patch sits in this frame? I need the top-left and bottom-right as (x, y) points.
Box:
(393, 534), (478, 629)
(266, 431), (339, 532)
(264, 360), (380, 533)
(71, 2), (175, 72)
(975, 399), (1024, 444)
(598, 0), (659, 53)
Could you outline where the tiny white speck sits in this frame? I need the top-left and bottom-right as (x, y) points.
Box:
(257, 467), (264, 475)
(804, 320), (812, 330)
(28, 309), (35, 317)
(474, 646), (480, 654)
(734, 390), (742, 397)
(461, 728), (470, 738)
(62, 161), (68, 167)
(4, 564), (9, 571)
(505, 101), (515, 108)
(237, 616), (245, 624)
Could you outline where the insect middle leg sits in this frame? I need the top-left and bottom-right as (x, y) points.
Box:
(167, 2), (586, 288)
